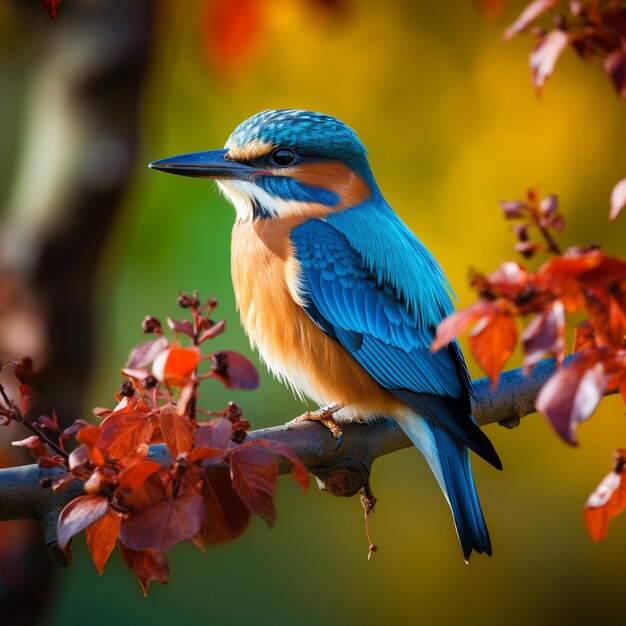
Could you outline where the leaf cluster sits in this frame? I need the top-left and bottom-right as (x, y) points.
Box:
(2, 294), (308, 594)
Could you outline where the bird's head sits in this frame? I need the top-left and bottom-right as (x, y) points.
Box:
(149, 109), (376, 221)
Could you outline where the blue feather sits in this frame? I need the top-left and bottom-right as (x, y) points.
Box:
(398, 414), (492, 561)
(291, 216), (501, 469)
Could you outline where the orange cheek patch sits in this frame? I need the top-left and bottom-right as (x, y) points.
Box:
(285, 160), (371, 210)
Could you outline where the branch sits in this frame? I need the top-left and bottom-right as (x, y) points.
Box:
(0, 358), (577, 563)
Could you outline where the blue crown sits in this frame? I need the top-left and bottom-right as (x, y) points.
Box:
(227, 109), (370, 175)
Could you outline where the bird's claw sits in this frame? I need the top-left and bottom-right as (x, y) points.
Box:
(289, 404), (343, 447)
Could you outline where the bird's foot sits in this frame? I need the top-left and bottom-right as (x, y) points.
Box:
(289, 403), (344, 445)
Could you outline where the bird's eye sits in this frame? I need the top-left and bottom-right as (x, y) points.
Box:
(270, 148), (296, 167)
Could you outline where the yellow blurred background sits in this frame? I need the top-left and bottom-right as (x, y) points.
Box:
(2, 1), (626, 625)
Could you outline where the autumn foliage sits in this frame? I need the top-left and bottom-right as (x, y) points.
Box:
(432, 189), (626, 541)
(1, 294), (308, 593)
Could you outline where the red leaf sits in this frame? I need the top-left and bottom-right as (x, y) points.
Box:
(535, 351), (608, 444)
(211, 351), (260, 390)
(166, 317), (195, 337)
(521, 300), (565, 370)
(248, 440), (309, 493)
(503, 0), (556, 41)
(469, 313), (518, 387)
(431, 301), (498, 351)
(119, 543), (169, 595)
(152, 347), (200, 387)
(198, 319), (226, 343)
(120, 494), (206, 552)
(159, 407), (193, 459)
(11, 435), (47, 459)
(201, 470), (251, 545)
(117, 460), (162, 493)
(488, 262), (530, 297)
(190, 446), (226, 464)
(195, 417), (233, 451)
(118, 472), (168, 515)
(39, 0), (61, 21)
(98, 402), (154, 459)
(126, 336), (169, 369)
(530, 29), (569, 92)
(584, 450), (626, 541)
(57, 495), (109, 550)
(586, 284), (626, 347)
(610, 177), (626, 221)
(229, 445), (278, 526)
(604, 49), (626, 99)
(86, 507), (122, 575)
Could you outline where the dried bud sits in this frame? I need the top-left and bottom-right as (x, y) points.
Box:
(499, 200), (527, 219)
(539, 194), (559, 216)
(177, 293), (193, 308)
(143, 375), (158, 389)
(512, 223), (529, 242)
(212, 352), (228, 376)
(141, 315), (162, 334)
(514, 241), (539, 259)
(14, 356), (34, 384)
(223, 401), (243, 421)
(119, 380), (135, 397)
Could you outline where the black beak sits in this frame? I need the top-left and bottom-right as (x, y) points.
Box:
(148, 149), (256, 180)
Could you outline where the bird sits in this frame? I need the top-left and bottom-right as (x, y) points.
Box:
(149, 109), (502, 561)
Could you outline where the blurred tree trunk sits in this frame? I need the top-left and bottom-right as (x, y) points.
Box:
(0, 1), (155, 623)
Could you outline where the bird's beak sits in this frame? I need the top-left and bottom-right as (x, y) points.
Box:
(148, 149), (256, 180)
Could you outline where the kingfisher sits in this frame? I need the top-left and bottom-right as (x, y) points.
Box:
(149, 109), (502, 561)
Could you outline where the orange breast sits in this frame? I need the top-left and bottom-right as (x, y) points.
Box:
(230, 218), (403, 418)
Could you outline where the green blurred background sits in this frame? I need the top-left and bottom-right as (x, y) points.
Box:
(1, 1), (626, 625)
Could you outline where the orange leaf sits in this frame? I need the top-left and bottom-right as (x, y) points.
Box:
(468, 313), (518, 387)
(201, 470), (251, 545)
(76, 425), (106, 466)
(120, 494), (206, 552)
(86, 507), (122, 575)
(159, 407), (193, 459)
(117, 460), (162, 493)
(431, 301), (498, 352)
(57, 495), (109, 550)
(573, 321), (595, 353)
(152, 347), (200, 387)
(98, 403), (154, 459)
(584, 450), (626, 541)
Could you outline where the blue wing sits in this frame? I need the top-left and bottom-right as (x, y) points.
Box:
(291, 212), (501, 470)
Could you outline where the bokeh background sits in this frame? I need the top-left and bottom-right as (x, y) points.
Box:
(1, 1), (626, 625)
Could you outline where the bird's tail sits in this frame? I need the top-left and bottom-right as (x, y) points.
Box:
(397, 413), (492, 561)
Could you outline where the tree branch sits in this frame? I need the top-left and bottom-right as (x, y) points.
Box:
(0, 358), (581, 563)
